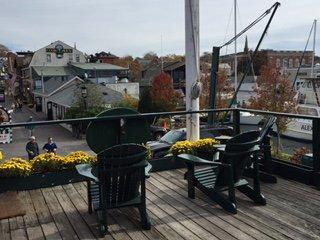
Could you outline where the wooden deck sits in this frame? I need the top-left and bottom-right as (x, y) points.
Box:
(1, 169), (320, 240)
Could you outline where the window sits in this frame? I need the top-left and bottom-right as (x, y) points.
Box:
(302, 58), (306, 66)
(289, 59), (293, 68)
(282, 58), (288, 68)
(46, 54), (51, 62)
(76, 54), (80, 62)
(276, 58), (281, 67)
(295, 59), (300, 67)
(69, 54), (73, 61)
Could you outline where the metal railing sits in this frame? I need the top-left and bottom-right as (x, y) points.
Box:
(1, 107), (319, 189)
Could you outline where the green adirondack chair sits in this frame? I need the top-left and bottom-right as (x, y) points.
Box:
(76, 108), (152, 236)
(76, 144), (152, 236)
(178, 130), (266, 214)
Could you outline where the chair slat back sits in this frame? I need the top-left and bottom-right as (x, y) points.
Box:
(258, 116), (276, 143)
(216, 131), (260, 186)
(97, 144), (148, 207)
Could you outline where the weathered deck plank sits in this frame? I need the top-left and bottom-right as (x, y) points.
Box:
(2, 169), (320, 240)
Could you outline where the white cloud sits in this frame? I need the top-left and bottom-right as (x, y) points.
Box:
(0, 0), (319, 56)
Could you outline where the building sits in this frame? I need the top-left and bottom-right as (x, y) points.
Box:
(4, 51), (34, 98)
(140, 61), (186, 91)
(33, 76), (123, 120)
(286, 64), (320, 87)
(220, 49), (314, 74)
(22, 41), (130, 115)
(89, 51), (119, 64)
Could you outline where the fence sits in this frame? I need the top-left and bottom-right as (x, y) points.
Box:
(1, 107), (319, 189)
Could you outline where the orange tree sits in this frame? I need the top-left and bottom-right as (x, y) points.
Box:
(200, 70), (234, 110)
(112, 56), (142, 82)
(150, 72), (180, 112)
(248, 65), (296, 133)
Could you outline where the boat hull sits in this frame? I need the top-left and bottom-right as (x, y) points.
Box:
(282, 119), (312, 141)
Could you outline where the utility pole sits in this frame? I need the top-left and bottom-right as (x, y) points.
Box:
(185, 0), (200, 141)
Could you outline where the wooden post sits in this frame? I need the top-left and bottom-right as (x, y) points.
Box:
(185, 0), (200, 141)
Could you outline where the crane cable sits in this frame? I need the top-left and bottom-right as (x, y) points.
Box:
(220, 2), (279, 48)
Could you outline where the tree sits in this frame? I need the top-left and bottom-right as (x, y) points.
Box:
(200, 70), (234, 110)
(138, 87), (154, 113)
(162, 54), (184, 62)
(249, 65), (296, 154)
(66, 84), (107, 119)
(0, 44), (9, 57)
(143, 52), (158, 61)
(150, 72), (180, 112)
(116, 94), (139, 110)
(112, 56), (142, 82)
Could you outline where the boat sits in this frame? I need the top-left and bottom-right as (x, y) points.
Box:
(277, 20), (318, 142)
(281, 104), (316, 141)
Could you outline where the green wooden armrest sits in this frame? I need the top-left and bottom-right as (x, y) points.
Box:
(145, 163), (152, 178)
(178, 153), (230, 167)
(76, 164), (99, 182)
(223, 145), (260, 157)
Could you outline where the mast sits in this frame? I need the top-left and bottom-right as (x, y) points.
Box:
(234, 0), (238, 99)
(161, 34), (164, 72)
(185, 0), (200, 141)
(311, 19), (317, 77)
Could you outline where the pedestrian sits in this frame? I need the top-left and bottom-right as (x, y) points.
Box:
(26, 116), (34, 136)
(43, 137), (57, 154)
(26, 136), (39, 160)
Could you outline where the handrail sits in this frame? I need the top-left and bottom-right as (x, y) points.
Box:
(0, 107), (318, 129)
(0, 107), (319, 189)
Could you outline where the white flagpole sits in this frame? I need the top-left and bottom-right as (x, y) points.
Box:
(185, 0), (200, 141)
(234, 0), (238, 94)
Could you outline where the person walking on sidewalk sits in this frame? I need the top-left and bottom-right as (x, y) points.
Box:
(43, 137), (57, 154)
(26, 136), (39, 160)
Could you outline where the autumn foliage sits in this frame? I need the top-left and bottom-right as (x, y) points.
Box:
(112, 56), (142, 82)
(249, 65), (296, 131)
(200, 70), (234, 109)
(150, 72), (180, 112)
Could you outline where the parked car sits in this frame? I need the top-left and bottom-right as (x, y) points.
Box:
(147, 125), (233, 158)
(150, 125), (168, 140)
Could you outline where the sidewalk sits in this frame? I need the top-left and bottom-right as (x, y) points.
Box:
(1, 105), (92, 159)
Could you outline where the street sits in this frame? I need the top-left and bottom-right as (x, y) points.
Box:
(0, 102), (92, 159)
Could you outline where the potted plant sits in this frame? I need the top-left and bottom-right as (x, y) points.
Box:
(0, 151), (96, 192)
(169, 138), (220, 160)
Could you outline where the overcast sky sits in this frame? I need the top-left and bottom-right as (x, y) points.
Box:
(0, 0), (320, 57)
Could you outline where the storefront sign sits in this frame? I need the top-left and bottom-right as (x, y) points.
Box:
(46, 44), (73, 58)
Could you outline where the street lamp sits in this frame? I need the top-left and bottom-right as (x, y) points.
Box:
(81, 85), (87, 110)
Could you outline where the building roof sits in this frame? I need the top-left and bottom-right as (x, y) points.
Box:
(33, 66), (72, 76)
(33, 76), (80, 96)
(48, 83), (123, 107)
(71, 63), (128, 70)
(163, 61), (185, 71)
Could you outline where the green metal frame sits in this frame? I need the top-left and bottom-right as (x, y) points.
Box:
(1, 108), (320, 189)
(76, 144), (152, 237)
(178, 131), (266, 214)
(0, 169), (84, 193)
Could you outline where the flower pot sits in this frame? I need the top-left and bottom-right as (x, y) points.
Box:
(0, 169), (85, 192)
